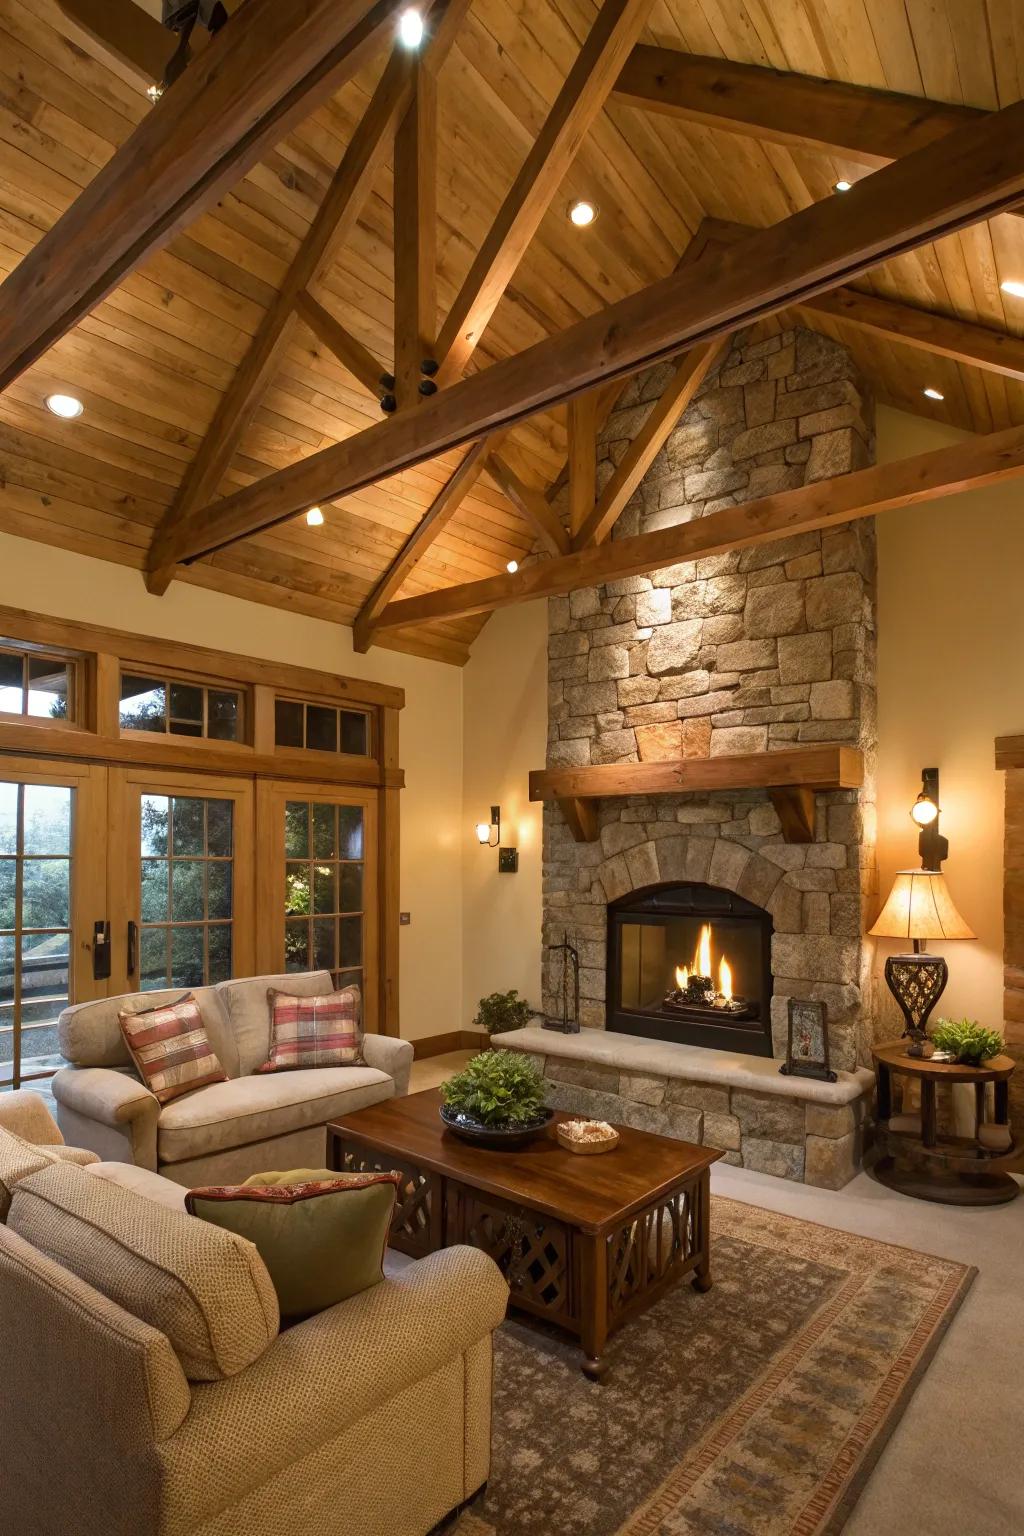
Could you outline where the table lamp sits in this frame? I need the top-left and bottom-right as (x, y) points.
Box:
(869, 869), (975, 1056)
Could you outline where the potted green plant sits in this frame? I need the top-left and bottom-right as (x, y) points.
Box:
(929, 1018), (1005, 1067)
(440, 1049), (552, 1149)
(473, 990), (538, 1036)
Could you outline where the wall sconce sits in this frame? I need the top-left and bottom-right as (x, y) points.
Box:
(910, 767), (947, 870)
(474, 805), (518, 872)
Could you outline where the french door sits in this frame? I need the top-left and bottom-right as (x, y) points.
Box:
(0, 759), (107, 1088)
(256, 781), (379, 1034)
(108, 769), (255, 996)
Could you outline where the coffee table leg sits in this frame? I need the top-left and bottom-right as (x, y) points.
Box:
(578, 1231), (609, 1381)
(692, 1171), (713, 1292)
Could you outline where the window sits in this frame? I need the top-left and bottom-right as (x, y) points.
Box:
(274, 698), (370, 756)
(283, 800), (365, 991)
(0, 646), (75, 722)
(120, 674), (243, 742)
(0, 782), (72, 1085)
(138, 795), (234, 990)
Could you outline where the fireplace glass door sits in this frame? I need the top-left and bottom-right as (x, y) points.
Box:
(608, 883), (773, 1055)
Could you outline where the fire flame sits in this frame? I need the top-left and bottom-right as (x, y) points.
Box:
(697, 923), (712, 978)
(675, 923), (734, 999)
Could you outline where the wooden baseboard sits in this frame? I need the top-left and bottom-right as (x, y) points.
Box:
(412, 1030), (488, 1060)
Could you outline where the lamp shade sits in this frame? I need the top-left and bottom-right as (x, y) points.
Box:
(869, 870), (976, 942)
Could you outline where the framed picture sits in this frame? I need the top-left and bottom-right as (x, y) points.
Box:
(779, 999), (837, 1083)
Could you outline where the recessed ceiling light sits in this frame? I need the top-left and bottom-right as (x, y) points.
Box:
(45, 393), (83, 419)
(306, 506), (324, 527)
(1001, 279), (1024, 299)
(834, 180), (853, 193)
(923, 387), (945, 401)
(398, 8), (423, 46)
(568, 200), (597, 227)
(506, 560), (519, 574)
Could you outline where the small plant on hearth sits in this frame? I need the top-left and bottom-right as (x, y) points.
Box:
(929, 1018), (1005, 1067)
(473, 990), (538, 1036)
(441, 1049), (547, 1127)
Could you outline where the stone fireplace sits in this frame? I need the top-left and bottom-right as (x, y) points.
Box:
(502, 326), (883, 1188)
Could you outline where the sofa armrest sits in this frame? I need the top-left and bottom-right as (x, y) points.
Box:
(51, 1068), (160, 1170)
(361, 1033), (414, 1096)
(0, 1089), (63, 1145)
(163, 1247), (508, 1516)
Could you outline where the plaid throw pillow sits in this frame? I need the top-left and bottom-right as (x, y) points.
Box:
(118, 995), (228, 1105)
(255, 986), (364, 1073)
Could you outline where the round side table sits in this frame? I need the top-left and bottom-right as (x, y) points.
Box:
(871, 1041), (1020, 1206)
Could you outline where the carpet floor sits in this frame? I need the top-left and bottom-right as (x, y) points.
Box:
(445, 1195), (974, 1536)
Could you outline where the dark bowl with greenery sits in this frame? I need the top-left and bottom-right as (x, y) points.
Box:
(929, 1018), (1005, 1067)
(440, 1049), (552, 1149)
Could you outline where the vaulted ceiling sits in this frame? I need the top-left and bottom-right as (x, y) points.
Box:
(2, 0), (1024, 664)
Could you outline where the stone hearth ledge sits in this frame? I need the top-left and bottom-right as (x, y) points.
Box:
(494, 1027), (875, 1189)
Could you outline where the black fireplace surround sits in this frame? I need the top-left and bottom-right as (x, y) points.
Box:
(607, 882), (774, 1056)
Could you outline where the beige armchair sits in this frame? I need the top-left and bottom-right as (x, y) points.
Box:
(1, 1163), (508, 1536)
(0, 1089), (100, 1167)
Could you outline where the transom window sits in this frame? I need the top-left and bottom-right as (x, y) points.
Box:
(0, 646), (76, 722)
(120, 674), (243, 742)
(274, 698), (370, 756)
(283, 800), (364, 991)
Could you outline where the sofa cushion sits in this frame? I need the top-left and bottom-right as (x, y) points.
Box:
(157, 1066), (395, 1165)
(215, 971), (334, 1077)
(119, 994), (228, 1105)
(256, 985), (364, 1073)
(186, 1168), (399, 1322)
(9, 1162), (278, 1381)
(59, 984), (234, 1074)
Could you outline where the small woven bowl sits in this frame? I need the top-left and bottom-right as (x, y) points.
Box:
(556, 1123), (620, 1155)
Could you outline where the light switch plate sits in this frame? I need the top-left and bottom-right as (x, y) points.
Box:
(498, 847), (519, 874)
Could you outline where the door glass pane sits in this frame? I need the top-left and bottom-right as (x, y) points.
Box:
(137, 795), (234, 992)
(282, 800), (365, 993)
(0, 782), (73, 1089)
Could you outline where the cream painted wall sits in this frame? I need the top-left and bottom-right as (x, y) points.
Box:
(0, 530), (463, 1041)
(461, 601), (548, 1030)
(875, 407), (1024, 1031)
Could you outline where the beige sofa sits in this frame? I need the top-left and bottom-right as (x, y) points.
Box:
(0, 1156), (507, 1536)
(52, 971), (413, 1186)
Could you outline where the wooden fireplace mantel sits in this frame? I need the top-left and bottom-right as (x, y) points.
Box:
(529, 745), (864, 845)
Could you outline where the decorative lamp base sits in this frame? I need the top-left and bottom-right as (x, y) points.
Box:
(884, 951), (948, 1054)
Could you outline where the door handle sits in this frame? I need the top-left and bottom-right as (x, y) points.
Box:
(93, 921), (111, 981)
(127, 920), (138, 979)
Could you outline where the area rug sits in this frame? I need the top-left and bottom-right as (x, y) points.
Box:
(443, 1196), (974, 1536)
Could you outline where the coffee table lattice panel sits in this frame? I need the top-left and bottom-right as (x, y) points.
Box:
(607, 1188), (699, 1320)
(448, 1188), (573, 1324)
(340, 1148), (435, 1258)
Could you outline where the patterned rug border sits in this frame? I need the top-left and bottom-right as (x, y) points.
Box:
(618, 1195), (977, 1536)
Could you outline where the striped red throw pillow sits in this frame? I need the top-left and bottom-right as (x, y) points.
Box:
(118, 994), (228, 1105)
(256, 986), (364, 1073)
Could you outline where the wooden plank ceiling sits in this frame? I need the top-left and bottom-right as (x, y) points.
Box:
(1, 0), (1024, 665)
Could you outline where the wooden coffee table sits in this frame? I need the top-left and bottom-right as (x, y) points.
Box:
(328, 1088), (720, 1379)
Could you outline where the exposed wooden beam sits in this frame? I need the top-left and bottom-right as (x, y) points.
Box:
(558, 797), (600, 842)
(699, 216), (1024, 383)
(484, 452), (571, 556)
(373, 419), (1024, 629)
(352, 436), (493, 652)
(613, 46), (980, 166)
(573, 337), (730, 548)
(567, 391), (599, 538)
(393, 59), (438, 408)
(146, 0), (469, 594)
(155, 96), (1024, 570)
(769, 786), (818, 844)
(0, 0), (397, 394)
(434, 0), (655, 385)
(55, 0), (175, 89)
(296, 291), (385, 397)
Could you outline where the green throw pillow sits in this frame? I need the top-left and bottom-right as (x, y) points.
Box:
(185, 1168), (399, 1323)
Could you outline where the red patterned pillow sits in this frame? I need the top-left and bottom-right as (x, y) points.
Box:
(256, 986), (364, 1073)
(118, 995), (228, 1105)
